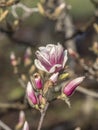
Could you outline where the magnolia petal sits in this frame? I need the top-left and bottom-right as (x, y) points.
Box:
(49, 64), (62, 73)
(57, 43), (64, 63)
(46, 44), (54, 52)
(62, 50), (68, 68)
(36, 51), (51, 65)
(50, 72), (59, 83)
(38, 46), (46, 51)
(49, 46), (56, 65)
(34, 59), (48, 72)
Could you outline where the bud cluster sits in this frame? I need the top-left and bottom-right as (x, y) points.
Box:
(25, 44), (84, 110)
(10, 43), (85, 129)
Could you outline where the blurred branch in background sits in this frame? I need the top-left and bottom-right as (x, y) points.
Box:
(0, 0), (20, 7)
(0, 102), (27, 110)
(0, 120), (12, 130)
(11, 3), (38, 19)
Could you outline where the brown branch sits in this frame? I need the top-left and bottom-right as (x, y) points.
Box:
(76, 86), (98, 98)
(0, 102), (27, 110)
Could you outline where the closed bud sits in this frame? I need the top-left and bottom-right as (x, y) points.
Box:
(50, 72), (59, 83)
(38, 94), (46, 109)
(19, 111), (25, 125)
(10, 52), (17, 66)
(24, 47), (32, 59)
(26, 82), (38, 105)
(24, 48), (32, 66)
(63, 77), (85, 97)
(68, 48), (79, 59)
(15, 111), (25, 130)
(22, 121), (29, 130)
(33, 73), (43, 90)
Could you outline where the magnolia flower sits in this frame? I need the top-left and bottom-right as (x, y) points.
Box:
(34, 43), (68, 73)
(22, 121), (29, 130)
(63, 77), (85, 96)
(26, 82), (38, 105)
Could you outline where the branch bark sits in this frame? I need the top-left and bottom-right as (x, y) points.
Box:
(37, 102), (49, 130)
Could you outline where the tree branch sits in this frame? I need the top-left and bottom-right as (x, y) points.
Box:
(0, 120), (12, 130)
(37, 102), (49, 130)
(0, 102), (27, 110)
(11, 3), (39, 19)
(77, 86), (98, 98)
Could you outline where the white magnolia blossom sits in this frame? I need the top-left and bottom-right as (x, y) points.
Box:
(34, 43), (68, 73)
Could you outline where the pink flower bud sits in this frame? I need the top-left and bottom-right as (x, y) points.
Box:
(10, 52), (17, 66)
(33, 73), (43, 90)
(63, 77), (85, 96)
(22, 121), (29, 130)
(68, 48), (79, 59)
(50, 72), (59, 83)
(24, 47), (32, 59)
(15, 111), (25, 129)
(26, 82), (38, 105)
(19, 111), (25, 126)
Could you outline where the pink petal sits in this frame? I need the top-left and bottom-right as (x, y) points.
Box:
(49, 64), (62, 73)
(34, 59), (48, 72)
(49, 46), (57, 65)
(62, 50), (68, 68)
(50, 72), (59, 83)
(56, 43), (64, 64)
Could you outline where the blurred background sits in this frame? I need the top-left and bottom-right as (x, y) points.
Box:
(0, 0), (98, 130)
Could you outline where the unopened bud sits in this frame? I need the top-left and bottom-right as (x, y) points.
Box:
(22, 121), (29, 130)
(63, 77), (85, 96)
(26, 82), (38, 105)
(10, 52), (17, 66)
(24, 48), (32, 59)
(24, 48), (32, 66)
(68, 48), (79, 59)
(15, 111), (25, 130)
(33, 73), (43, 90)
(50, 72), (59, 83)
(19, 111), (25, 125)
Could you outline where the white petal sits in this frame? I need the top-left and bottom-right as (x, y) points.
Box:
(49, 45), (56, 64)
(27, 82), (33, 94)
(57, 43), (64, 63)
(50, 72), (59, 83)
(38, 46), (46, 51)
(62, 50), (68, 67)
(46, 44), (55, 52)
(36, 51), (51, 65)
(49, 64), (62, 73)
(34, 59), (48, 72)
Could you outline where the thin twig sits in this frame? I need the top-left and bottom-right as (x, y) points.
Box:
(0, 120), (12, 130)
(0, 102), (27, 110)
(37, 102), (49, 130)
(18, 78), (26, 88)
(77, 86), (98, 98)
